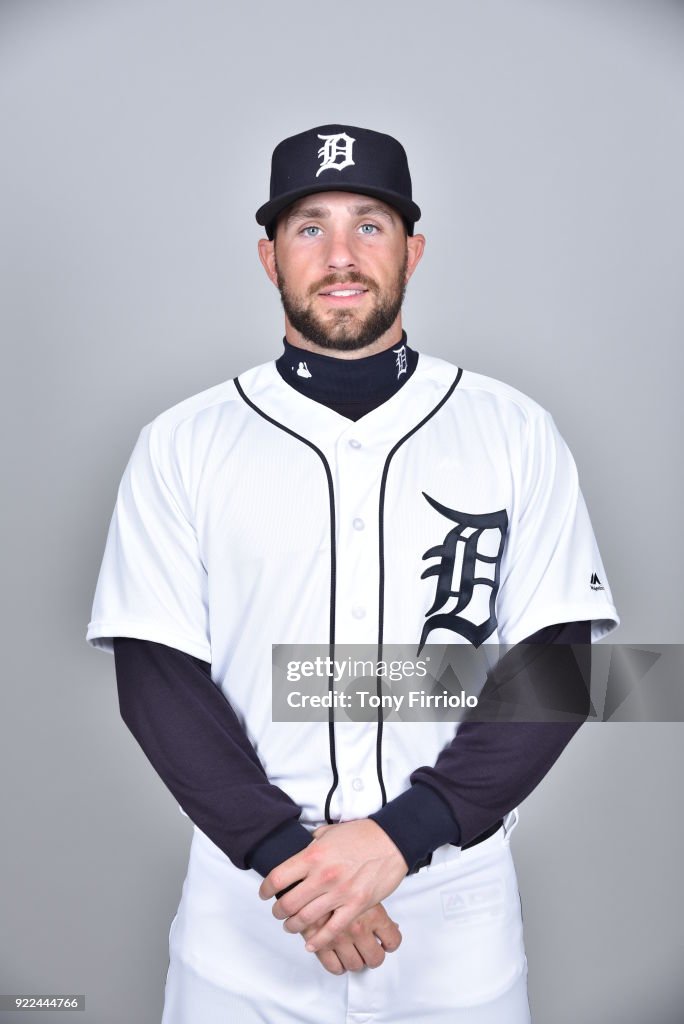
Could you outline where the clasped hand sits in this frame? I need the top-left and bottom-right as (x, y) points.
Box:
(258, 819), (408, 973)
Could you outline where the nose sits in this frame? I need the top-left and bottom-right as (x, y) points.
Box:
(324, 225), (356, 272)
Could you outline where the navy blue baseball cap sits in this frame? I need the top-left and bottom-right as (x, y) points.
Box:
(255, 124), (422, 240)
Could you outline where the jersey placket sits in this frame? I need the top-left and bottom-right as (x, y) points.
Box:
(328, 424), (390, 823)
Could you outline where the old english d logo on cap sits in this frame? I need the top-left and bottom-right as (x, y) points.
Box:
(316, 132), (356, 176)
(255, 123), (422, 239)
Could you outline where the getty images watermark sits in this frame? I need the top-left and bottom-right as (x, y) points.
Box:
(283, 652), (478, 712)
(271, 644), (683, 723)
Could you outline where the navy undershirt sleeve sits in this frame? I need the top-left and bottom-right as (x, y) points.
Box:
(113, 637), (314, 874)
(369, 620), (592, 871)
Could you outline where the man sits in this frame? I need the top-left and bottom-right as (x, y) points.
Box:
(87, 124), (619, 1023)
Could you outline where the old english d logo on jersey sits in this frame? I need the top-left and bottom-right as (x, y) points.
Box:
(418, 493), (508, 652)
(316, 132), (356, 176)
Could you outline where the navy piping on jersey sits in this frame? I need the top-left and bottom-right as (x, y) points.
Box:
(232, 376), (340, 823)
(375, 369), (464, 805)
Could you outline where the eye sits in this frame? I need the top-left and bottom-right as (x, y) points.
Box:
(301, 225), (322, 237)
(359, 223), (380, 235)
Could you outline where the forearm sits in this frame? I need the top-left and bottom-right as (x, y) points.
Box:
(113, 637), (313, 872)
(370, 621), (591, 869)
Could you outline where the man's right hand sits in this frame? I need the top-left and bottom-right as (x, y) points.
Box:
(300, 903), (402, 975)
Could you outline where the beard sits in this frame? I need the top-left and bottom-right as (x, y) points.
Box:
(274, 248), (408, 352)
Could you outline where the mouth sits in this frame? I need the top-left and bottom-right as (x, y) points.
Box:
(318, 287), (369, 303)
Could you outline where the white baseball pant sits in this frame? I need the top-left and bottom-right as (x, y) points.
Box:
(160, 808), (530, 1023)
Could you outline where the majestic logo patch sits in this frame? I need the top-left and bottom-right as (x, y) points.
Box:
(316, 132), (356, 177)
(441, 880), (506, 922)
(419, 493), (508, 652)
(590, 572), (604, 591)
(393, 343), (407, 378)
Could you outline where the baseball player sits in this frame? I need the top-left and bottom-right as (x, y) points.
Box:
(86, 124), (619, 1023)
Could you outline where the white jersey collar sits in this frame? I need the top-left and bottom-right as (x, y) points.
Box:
(234, 352), (462, 451)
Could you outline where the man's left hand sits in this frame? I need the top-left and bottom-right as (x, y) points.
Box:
(303, 902), (402, 974)
(258, 819), (408, 952)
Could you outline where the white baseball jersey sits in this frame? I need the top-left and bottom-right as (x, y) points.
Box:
(87, 351), (619, 831)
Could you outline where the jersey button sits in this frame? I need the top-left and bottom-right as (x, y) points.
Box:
(351, 606), (366, 619)
(352, 777), (365, 792)
(352, 517), (365, 531)
(349, 438), (362, 449)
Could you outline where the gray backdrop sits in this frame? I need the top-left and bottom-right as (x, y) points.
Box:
(1, 0), (682, 1021)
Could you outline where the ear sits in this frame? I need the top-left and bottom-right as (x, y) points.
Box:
(258, 237), (279, 287)
(405, 233), (426, 283)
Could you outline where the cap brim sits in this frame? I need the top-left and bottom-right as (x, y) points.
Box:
(255, 184), (421, 234)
